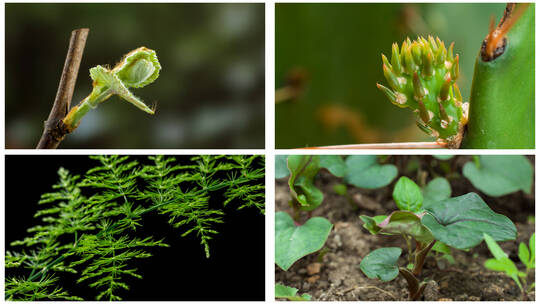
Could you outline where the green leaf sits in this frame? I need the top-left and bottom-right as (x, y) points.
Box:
(333, 183), (348, 196)
(275, 155), (290, 179)
(519, 242), (530, 267)
(360, 211), (434, 243)
(358, 215), (387, 234)
(530, 233), (535, 268)
(485, 258), (522, 290)
(275, 212), (333, 271)
(344, 155), (397, 189)
(421, 193), (517, 249)
(359, 247), (402, 282)
(287, 155), (323, 210)
(319, 155), (346, 177)
(484, 233), (509, 260)
(422, 177), (452, 208)
(463, 155), (533, 196)
(431, 241), (451, 255)
(433, 155), (454, 160)
(393, 177), (423, 212)
(275, 284), (311, 301)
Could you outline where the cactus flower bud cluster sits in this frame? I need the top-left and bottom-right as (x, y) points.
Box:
(376, 36), (468, 148)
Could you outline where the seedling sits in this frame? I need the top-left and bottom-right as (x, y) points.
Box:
(483, 233), (535, 298)
(275, 155), (344, 271)
(37, 29), (161, 148)
(359, 176), (517, 300)
(275, 155), (398, 271)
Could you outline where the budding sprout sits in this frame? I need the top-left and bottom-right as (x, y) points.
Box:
(376, 36), (468, 148)
(63, 47), (161, 131)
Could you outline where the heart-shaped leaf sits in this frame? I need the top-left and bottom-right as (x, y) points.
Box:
(393, 176), (423, 212)
(344, 155), (397, 189)
(275, 284), (311, 301)
(421, 193), (517, 249)
(275, 155), (290, 179)
(463, 155), (533, 196)
(422, 177), (452, 209)
(275, 211), (333, 271)
(319, 155), (346, 177)
(360, 211), (434, 243)
(360, 247), (402, 282)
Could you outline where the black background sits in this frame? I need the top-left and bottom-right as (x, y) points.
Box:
(5, 155), (265, 301)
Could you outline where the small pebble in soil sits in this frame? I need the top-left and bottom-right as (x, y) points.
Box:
(423, 280), (440, 301)
(332, 234), (342, 248)
(328, 272), (343, 286)
(484, 284), (504, 299)
(291, 275), (302, 282)
(306, 275), (320, 284)
(306, 262), (322, 275)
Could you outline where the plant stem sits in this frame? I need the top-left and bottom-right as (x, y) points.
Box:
(298, 142), (448, 149)
(36, 28), (89, 149)
(413, 240), (436, 276)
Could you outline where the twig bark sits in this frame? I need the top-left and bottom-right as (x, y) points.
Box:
(36, 28), (89, 149)
(298, 141), (448, 149)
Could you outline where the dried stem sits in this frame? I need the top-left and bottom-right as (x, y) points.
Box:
(36, 28), (89, 149)
(298, 141), (448, 149)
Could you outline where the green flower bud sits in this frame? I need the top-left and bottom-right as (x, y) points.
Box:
(376, 36), (468, 148)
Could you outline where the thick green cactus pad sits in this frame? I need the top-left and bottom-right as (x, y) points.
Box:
(377, 36), (468, 148)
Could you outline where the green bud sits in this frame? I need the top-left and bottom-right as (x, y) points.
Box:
(376, 36), (468, 147)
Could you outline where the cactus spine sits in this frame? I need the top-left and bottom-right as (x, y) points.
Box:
(377, 36), (468, 148)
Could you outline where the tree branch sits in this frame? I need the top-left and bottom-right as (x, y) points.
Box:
(36, 28), (89, 149)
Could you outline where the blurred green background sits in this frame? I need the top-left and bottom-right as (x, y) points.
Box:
(276, 3), (506, 148)
(6, 3), (264, 149)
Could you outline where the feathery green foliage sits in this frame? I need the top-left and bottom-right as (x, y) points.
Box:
(6, 155), (265, 301)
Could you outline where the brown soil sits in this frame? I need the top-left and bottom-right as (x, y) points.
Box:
(275, 157), (535, 301)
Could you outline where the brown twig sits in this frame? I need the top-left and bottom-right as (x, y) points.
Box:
(298, 141), (448, 149)
(36, 28), (89, 149)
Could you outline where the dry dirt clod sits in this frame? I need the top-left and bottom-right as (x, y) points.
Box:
(306, 262), (322, 275)
(352, 193), (382, 212)
(423, 280), (440, 301)
(306, 275), (320, 283)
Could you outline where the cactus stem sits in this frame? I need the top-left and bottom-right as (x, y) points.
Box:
(428, 36), (438, 51)
(435, 41), (446, 65)
(447, 42), (455, 61)
(376, 83), (397, 103)
(382, 54), (392, 70)
(416, 121), (432, 135)
(391, 43), (402, 74)
(453, 83), (462, 102)
(412, 43), (422, 65)
(404, 46), (416, 74)
(439, 74), (452, 101)
(383, 64), (401, 90)
(417, 99), (430, 123)
(438, 101), (450, 123)
(451, 55), (460, 80)
(423, 50), (434, 77)
(412, 72), (425, 99)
